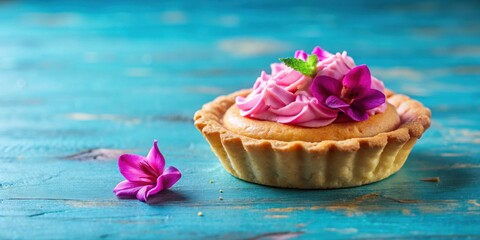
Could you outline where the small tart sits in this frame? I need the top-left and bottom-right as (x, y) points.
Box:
(223, 90), (400, 142)
(194, 89), (431, 189)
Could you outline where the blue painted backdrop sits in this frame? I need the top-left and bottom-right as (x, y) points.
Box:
(0, 0), (479, 239)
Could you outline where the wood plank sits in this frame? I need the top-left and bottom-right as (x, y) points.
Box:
(0, 0), (479, 238)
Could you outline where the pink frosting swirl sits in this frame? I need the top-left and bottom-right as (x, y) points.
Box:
(236, 63), (339, 127)
(317, 51), (355, 80)
(269, 91), (339, 127)
(236, 48), (387, 127)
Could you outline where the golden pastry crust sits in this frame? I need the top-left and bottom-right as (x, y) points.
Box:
(223, 90), (400, 142)
(194, 89), (431, 189)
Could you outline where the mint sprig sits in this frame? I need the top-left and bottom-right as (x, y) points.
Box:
(279, 54), (318, 77)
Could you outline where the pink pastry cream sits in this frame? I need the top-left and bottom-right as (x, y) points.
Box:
(236, 46), (387, 127)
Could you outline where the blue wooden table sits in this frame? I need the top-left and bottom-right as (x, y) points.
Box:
(1, 0), (479, 239)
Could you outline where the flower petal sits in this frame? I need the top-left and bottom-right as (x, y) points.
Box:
(310, 75), (342, 103)
(146, 140), (165, 175)
(160, 166), (182, 189)
(113, 180), (144, 199)
(343, 65), (371, 92)
(143, 167), (182, 200)
(325, 95), (349, 109)
(136, 185), (154, 202)
(342, 106), (369, 122)
(118, 154), (152, 183)
(355, 89), (386, 110)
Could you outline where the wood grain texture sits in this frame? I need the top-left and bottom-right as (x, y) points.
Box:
(0, 0), (479, 239)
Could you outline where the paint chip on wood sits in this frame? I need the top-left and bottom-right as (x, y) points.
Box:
(125, 67), (152, 77)
(152, 115), (193, 123)
(64, 148), (127, 160)
(402, 209), (415, 216)
(440, 153), (469, 157)
(468, 200), (480, 207)
(267, 207), (305, 213)
(160, 11), (187, 25)
(325, 228), (358, 234)
(264, 215), (289, 219)
(249, 231), (303, 240)
(64, 113), (141, 124)
(218, 38), (288, 57)
(184, 86), (227, 94)
(421, 177), (441, 182)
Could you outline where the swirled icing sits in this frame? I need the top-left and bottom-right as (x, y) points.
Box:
(236, 47), (387, 127)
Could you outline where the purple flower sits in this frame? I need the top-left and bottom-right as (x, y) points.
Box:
(113, 140), (181, 202)
(310, 65), (386, 121)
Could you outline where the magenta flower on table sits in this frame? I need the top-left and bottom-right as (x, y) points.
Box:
(311, 65), (386, 121)
(113, 140), (181, 202)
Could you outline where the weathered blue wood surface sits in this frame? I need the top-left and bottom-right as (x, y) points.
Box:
(0, 0), (479, 239)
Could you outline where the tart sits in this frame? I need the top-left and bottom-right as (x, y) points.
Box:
(194, 46), (431, 189)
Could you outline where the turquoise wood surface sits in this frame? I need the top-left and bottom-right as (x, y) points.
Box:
(1, 0), (479, 239)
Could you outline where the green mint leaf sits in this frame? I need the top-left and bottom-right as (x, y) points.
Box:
(307, 54), (318, 67)
(279, 58), (311, 76)
(280, 56), (317, 77)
